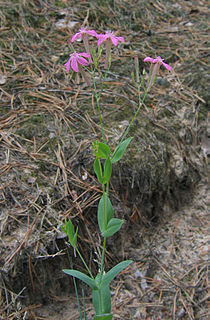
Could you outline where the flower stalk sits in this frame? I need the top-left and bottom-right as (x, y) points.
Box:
(63, 28), (172, 319)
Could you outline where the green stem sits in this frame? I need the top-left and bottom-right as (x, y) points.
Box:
(76, 247), (95, 280)
(102, 183), (106, 228)
(99, 181), (109, 285)
(99, 237), (107, 285)
(91, 69), (109, 143)
(119, 84), (148, 144)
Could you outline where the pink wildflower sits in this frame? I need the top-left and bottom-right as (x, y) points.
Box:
(97, 31), (124, 46)
(143, 56), (172, 91)
(72, 28), (98, 63)
(64, 51), (91, 86)
(96, 31), (125, 69)
(64, 51), (90, 73)
(144, 56), (172, 71)
(71, 27), (98, 42)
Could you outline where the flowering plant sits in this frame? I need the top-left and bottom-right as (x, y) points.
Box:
(62, 27), (172, 319)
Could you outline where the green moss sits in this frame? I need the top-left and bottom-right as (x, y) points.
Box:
(54, 0), (67, 8)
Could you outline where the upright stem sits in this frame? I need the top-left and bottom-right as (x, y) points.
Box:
(76, 247), (95, 280)
(99, 181), (109, 285)
(92, 71), (106, 143)
(102, 184), (106, 229)
(91, 69), (109, 143)
(99, 237), (107, 285)
(119, 85), (148, 144)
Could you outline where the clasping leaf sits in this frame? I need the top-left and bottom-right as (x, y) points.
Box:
(111, 137), (133, 163)
(101, 260), (132, 288)
(102, 218), (123, 238)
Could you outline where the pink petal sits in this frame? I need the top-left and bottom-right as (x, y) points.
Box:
(97, 36), (106, 46)
(111, 36), (118, 46)
(96, 33), (105, 39)
(144, 57), (155, 63)
(77, 57), (89, 66)
(162, 62), (172, 71)
(71, 57), (79, 72)
(72, 32), (82, 42)
(86, 29), (98, 37)
(116, 36), (125, 43)
(64, 59), (71, 72)
(154, 56), (164, 63)
(79, 52), (91, 58)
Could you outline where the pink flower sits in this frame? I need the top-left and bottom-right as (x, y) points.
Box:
(71, 27), (97, 64)
(96, 31), (124, 69)
(71, 27), (98, 42)
(97, 31), (124, 46)
(64, 51), (90, 72)
(143, 56), (172, 91)
(144, 56), (172, 71)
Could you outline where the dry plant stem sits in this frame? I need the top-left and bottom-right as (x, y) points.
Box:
(105, 40), (112, 69)
(83, 34), (93, 64)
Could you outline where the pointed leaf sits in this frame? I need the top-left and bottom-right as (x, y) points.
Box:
(102, 218), (123, 238)
(72, 226), (78, 248)
(111, 137), (133, 163)
(106, 195), (114, 224)
(63, 269), (98, 290)
(94, 158), (104, 184)
(104, 158), (112, 183)
(93, 141), (111, 159)
(98, 142), (111, 159)
(66, 219), (74, 241)
(101, 260), (132, 288)
(97, 196), (106, 233)
(61, 219), (76, 247)
(97, 195), (114, 233)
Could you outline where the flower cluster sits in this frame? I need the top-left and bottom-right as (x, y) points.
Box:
(65, 28), (125, 72)
(64, 27), (172, 90)
(143, 56), (172, 90)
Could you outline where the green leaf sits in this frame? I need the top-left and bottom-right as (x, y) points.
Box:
(61, 219), (77, 247)
(66, 219), (74, 241)
(98, 143), (111, 159)
(72, 226), (78, 248)
(92, 285), (111, 315)
(103, 158), (112, 183)
(102, 218), (123, 238)
(97, 195), (114, 233)
(111, 137), (133, 163)
(93, 141), (111, 159)
(101, 260), (133, 288)
(106, 196), (114, 224)
(97, 196), (105, 233)
(63, 269), (98, 290)
(94, 158), (104, 184)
